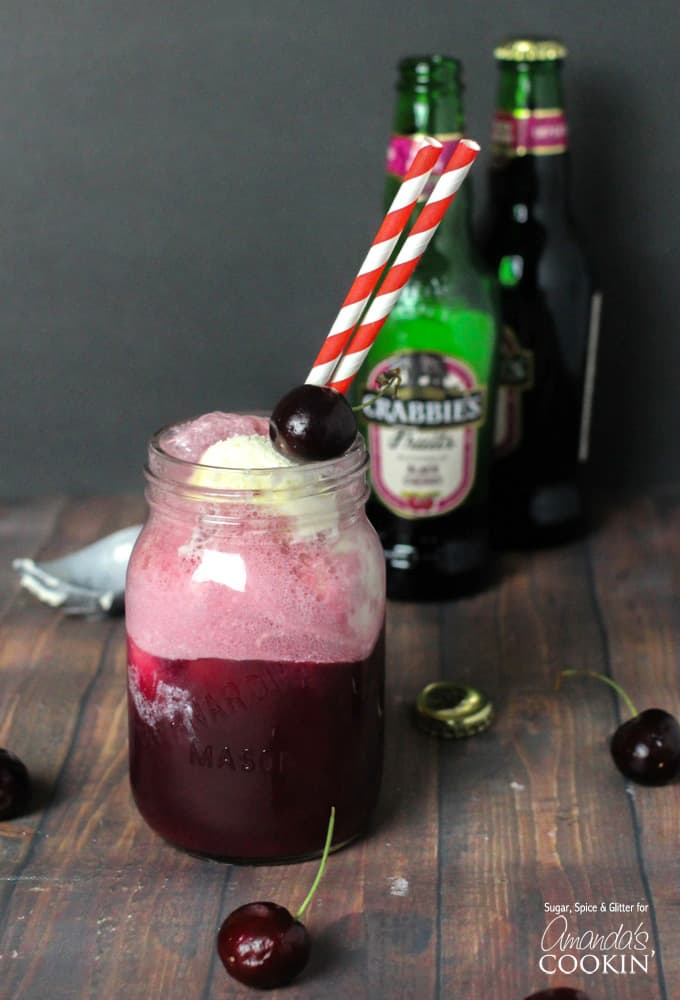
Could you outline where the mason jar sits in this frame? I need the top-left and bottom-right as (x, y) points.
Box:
(125, 416), (385, 862)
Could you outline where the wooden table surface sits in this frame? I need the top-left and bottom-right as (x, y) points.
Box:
(0, 494), (678, 1000)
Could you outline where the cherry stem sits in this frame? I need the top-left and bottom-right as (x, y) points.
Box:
(295, 806), (336, 920)
(352, 368), (402, 413)
(558, 669), (639, 719)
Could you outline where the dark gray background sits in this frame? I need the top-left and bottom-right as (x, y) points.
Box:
(1, 1), (677, 496)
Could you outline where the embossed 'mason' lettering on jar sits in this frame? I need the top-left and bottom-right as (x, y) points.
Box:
(188, 744), (295, 777)
(125, 414), (386, 863)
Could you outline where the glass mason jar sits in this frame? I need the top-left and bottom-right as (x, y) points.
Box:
(125, 419), (386, 863)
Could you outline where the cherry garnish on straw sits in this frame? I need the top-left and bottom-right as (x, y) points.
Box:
(559, 670), (680, 786)
(217, 807), (335, 990)
(270, 385), (356, 462)
(270, 370), (401, 463)
(0, 749), (32, 820)
(522, 989), (591, 1000)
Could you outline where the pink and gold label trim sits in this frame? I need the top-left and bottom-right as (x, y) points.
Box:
(386, 133), (462, 196)
(491, 109), (568, 156)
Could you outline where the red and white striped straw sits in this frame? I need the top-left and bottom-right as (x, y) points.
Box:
(305, 137), (442, 387)
(325, 138), (480, 395)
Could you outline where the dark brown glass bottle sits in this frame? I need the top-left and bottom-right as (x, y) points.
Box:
(480, 39), (601, 548)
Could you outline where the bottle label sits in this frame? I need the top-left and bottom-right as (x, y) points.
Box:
(361, 350), (485, 518)
(386, 133), (462, 196)
(491, 109), (568, 156)
(494, 326), (534, 456)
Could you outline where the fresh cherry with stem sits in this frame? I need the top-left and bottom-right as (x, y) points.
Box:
(559, 670), (680, 786)
(217, 807), (335, 990)
(0, 749), (32, 820)
(270, 370), (401, 462)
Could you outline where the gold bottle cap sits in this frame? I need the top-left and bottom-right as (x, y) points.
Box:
(494, 39), (567, 62)
(414, 682), (493, 739)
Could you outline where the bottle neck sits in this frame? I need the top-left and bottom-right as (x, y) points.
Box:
(489, 59), (572, 222)
(435, 180), (477, 261)
(494, 58), (566, 125)
(385, 82), (476, 263)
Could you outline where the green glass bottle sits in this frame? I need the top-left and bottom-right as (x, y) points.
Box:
(480, 39), (600, 547)
(354, 55), (499, 600)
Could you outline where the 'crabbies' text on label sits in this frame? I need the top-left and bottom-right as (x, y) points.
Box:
(362, 351), (485, 518)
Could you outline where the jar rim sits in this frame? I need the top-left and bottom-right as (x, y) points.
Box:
(146, 416), (368, 501)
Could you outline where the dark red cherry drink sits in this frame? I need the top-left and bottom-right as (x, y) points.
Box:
(125, 413), (385, 862)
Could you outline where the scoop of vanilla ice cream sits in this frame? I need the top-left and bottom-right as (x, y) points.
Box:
(191, 433), (337, 536)
(193, 434), (294, 489)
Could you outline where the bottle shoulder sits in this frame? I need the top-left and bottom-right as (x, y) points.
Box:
(395, 247), (498, 312)
(482, 155), (582, 235)
(390, 280), (497, 331)
(363, 281), (499, 377)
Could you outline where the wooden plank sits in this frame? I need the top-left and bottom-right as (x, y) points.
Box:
(588, 491), (680, 1000)
(439, 538), (662, 1000)
(0, 497), (146, 987)
(361, 602), (440, 1000)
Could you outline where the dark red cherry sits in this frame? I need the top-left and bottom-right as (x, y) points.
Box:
(217, 901), (310, 989)
(610, 708), (680, 785)
(270, 384), (356, 462)
(523, 989), (591, 1000)
(0, 749), (32, 820)
(216, 807), (335, 990)
(560, 670), (680, 786)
